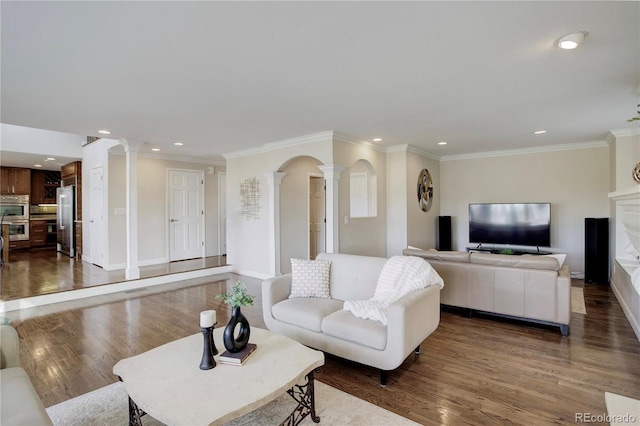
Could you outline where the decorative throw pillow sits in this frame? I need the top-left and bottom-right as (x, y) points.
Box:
(289, 258), (332, 299)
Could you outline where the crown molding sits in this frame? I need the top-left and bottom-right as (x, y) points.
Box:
(110, 149), (222, 166)
(224, 130), (392, 159)
(385, 144), (440, 161)
(224, 131), (335, 159)
(440, 140), (609, 162)
(264, 131), (335, 150)
(332, 131), (387, 153)
(609, 127), (640, 139)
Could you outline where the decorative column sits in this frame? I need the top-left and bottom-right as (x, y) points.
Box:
(119, 139), (144, 280)
(317, 165), (346, 253)
(265, 172), (287, 276)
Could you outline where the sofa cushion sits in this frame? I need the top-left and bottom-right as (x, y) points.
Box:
(316, 253), (387, 300)
(321, 310), (387, 350)
(470, 253), (560, 270)
(272, 298), (343, 332)
(289, 258), (332, 298)
(403, 248), (470, 263)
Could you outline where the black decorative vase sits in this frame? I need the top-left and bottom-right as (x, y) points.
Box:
(223, 306), (250, 353)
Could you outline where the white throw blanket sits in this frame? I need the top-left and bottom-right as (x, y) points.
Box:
(343, 255), (444, 325)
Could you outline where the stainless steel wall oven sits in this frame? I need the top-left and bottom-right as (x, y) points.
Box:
(0, 194), (30, 241)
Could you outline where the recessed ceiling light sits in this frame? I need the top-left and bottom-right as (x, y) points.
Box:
(34, 164), (43, 168)
(373, 138), (382, 142)
(45, 157), (56, 161)
(438, 141), (448, 145)
(557, 31), (588, 50)
(151, 148), (161, 152)
(173, 142), (184, 146)
(534, 130), (547, 135)
(98, 129), (111, 135)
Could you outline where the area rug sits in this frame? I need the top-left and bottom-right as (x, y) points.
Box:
(46, 380), (419, 426)
(571, 287), (587, 315)
(605, 392), (640, 425)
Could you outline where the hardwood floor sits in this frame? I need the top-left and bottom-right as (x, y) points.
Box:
(4, 277), (640, 425)
(0, 248), (227, 301)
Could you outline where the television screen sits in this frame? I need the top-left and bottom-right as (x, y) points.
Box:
(469, 203), (551, 247)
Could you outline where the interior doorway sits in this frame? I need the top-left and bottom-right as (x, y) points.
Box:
(309, 175), (326, 259)
(168, 169), (205, 261)
(90, 166), (104, 267)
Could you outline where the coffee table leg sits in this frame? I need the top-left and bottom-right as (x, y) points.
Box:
(128, 395), (146, 426)
(281, 370), (320, 425)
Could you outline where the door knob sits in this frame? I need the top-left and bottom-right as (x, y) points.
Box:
(170, 218), (177, 222)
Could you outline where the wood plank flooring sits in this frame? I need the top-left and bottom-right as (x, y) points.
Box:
(4, 277), (639, 425)
(0, 248), (227, 300)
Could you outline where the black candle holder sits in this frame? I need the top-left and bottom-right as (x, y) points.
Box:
(199, 325), (217, 370)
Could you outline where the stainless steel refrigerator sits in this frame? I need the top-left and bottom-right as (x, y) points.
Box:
(57, 185), (75, 257)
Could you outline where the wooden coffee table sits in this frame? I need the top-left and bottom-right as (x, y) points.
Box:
(113, 327), (324, 426)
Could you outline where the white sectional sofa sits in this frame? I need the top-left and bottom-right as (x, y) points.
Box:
(0, 325), (53, 426)
(403, 248), (572, 335)
(262, 253), (442, 385)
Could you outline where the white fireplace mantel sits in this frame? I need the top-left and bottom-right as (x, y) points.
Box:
(609, 185), (640, 268)
(608, 184), (640, 341)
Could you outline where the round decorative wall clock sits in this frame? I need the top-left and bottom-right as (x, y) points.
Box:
(417, 168), (434, 212)
(633, 162), (640, 184)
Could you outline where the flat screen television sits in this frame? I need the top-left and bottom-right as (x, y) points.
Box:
(469, 203), (551, 247)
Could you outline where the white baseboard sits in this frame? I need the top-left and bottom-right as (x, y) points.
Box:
(231, 268), (274, 280)
(139, 257), (170, 267)
(103, 262), (127, 271)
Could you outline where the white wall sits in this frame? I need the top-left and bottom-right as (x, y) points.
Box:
(0, 123), (84, 157)
(279, 156), (323, 273)
(406, 150), (440, 252)
(386, 150), (408, 256)
(440, 145), (610, 274)
(104, 150), (225, 268)
(81, 138), (120, 264)
(226, 137), (333, 278)
(385, 147), (440, 256)
(335, 140), (387, 257)
(613, 133), (640, 193)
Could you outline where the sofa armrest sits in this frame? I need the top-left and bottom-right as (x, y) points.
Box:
(385, 286), (441, 363)
(0, 325), (20, 369)
(557, 265), (572, 325)
(262, 274), (292, 326)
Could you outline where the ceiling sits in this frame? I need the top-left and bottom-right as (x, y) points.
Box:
(1, 1), (639, 164)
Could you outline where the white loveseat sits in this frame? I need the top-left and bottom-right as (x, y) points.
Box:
(262, 253), (442, 385)
(0, 325), (53, 426)
(403, 248), (571, 335)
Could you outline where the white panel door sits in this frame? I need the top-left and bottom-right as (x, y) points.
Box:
(309, 176), (325, 259)
(169, 170), (204, 261)
(90, 166), (104, 267)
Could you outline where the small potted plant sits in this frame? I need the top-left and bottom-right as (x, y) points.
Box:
(217, 281), (255, 308)
(217, 282), (255, 353)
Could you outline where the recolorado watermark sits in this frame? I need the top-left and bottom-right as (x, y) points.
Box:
(575, 412), (637, 423)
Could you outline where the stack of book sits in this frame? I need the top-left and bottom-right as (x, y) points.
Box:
(219, 343), (257, 366)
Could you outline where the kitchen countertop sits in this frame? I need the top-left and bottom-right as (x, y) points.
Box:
(30, 215), (57, 221)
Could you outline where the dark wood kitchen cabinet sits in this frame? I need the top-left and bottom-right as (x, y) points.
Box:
(1, 167), (31, 195)
(31, 170), (61, 204)
(30, 220), (47, 247)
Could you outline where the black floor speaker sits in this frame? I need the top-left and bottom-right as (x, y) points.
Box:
(437, 216), (452, 251)
(585, 218), (608, 284)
